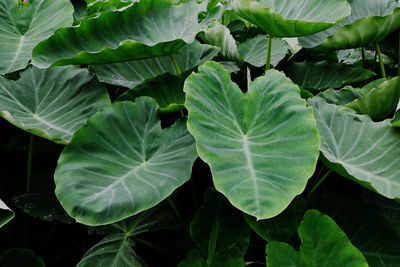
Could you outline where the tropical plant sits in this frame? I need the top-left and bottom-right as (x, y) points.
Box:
(1, 0), (399, 266)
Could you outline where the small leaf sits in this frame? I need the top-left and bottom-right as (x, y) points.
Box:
(266, 210), (368, 267)
(184, 61), (320, 219)
(55, 97), (197, 225)
(0, 66), (110, 144)
(232, 0), (351, 37)
(285, 60), (376, 90)
(309, 97), (400, 200)
(0, 199), (14, 228)
(77, 234), (146, 267)
(0, 0), (74, 74)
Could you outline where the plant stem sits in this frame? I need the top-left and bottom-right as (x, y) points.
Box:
(265, 34), (272, 72)
(131, 236), (163, 253)
(310, 170), (333, 193)
(26, 135), (34, 193)
(170, 54), (181, 75)
(168, 197), (183, 223)
(398, 30), (400, 76)
(376, 42), (387, 78)
(287, 47), (303, 62)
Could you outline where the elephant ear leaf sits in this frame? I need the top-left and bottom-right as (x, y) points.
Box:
(299, 0), (400, 51)
(309, 97), (400, 201)
(0, 0), (74, 74)
(32, 0), (206, 68)
(267, 210), (368, 267)
(0, 199), (14, 228)
(184, 61), (320, 220)
(232, 0), (351, 37)
(0, 66), (110, 144)
(55, 97), (197, 226)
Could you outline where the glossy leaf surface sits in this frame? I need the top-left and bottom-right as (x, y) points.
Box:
(309, 97), (400, 200)
(184, 61), (320, 219)
(91, 41), (219, 89)
(76, 234), (145, 267)
(0, 0), (74, 74)
(0, 199), (14, 228)
(285, 60), (375, 90)
(232, 0), (351, 37)
(0, 66), (110, 144)
(32, 0), (205, 68)
(299, 0), (400, 51)
(55, 97), (197, 225)
(266, 210), (368, 267)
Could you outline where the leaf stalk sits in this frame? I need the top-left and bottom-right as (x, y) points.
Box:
(170, 54), (181, 75)
(310, 170), (333, 193)
(376, 43), (386, 78)
(265, 34), (272, 72)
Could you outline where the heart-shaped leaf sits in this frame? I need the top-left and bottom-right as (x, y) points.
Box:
(55, 97), (197, 225)
(0, 66), (110, 144)
(0, 199), (14, 228)
(232, 0), (351, 37)
(238, 35), (290, 68)
(32, 0), (206, 68)
(309, 97), (400, 200)
(285, 60), (376, 90)
(266, 210), (368, 267)
(0, 0), (74, 74)
(184, 61), (320, 219)
(77, 234), (145, 267)
(90, 41), (219, 89)
(345, 77), (400, 121)
(299, 0), (400, 51)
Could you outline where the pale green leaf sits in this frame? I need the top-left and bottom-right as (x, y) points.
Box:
(0, 199), (14, 228)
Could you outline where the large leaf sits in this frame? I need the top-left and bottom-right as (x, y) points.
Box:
(85, 0), (137, 15)
(317, 86), (364, 106)
(285, 60), (376, 90)
(190, 189), (250, 259)
(299, 0), (400, 51)
(0, 66), (110, 144)
(0, 199), (14, 228)
(345, 77), (400, 121)
(0, 0), (74, 74)
(76, 234), (145, 267)
(231, 0), (351, 37)
(54, 97), (197, 225)
(184, 61), (320, 219)
(118, 74), (185, 114)
(238, 35), (290, 68)
(309, 97), (400, 200)
(307, 192), (400, 267)
(266, 210), (368, 267)
(32, 0), (205, 68)
(90, 41), (219, 89)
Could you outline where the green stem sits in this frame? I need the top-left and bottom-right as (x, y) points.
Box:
(265, 34), (272, 72)
(398, 30), (400, 76)
(170, 54), (181, 75)
(310, 170), (333, 193)
(26, 135), (34, 193)
(131, 236), (163, 253)
(287, 47), (303, 62)
(168, 197), (183, 223)
(376, 43), (387, 78)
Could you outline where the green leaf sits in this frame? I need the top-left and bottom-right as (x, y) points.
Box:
(77, 234), (145, 267)
(90, 41), (219, 89)
(0, 66), (110, 144)
(54, 97), (197, 226)
(309, 97), (400, 201)
(32, 0), (205, 68)
(117, 74), (185, 114)
(184, 61), (320, 219)
(345, 77), (400, 121)
(238, 35), (290, 67)
(232, 0), (351, 37)
(317, 86), (364, 105)
(179, 246), (246, 267)
(284, 60), (376, 90)
(0, 199), (14, 228)
(0, 0), (74, 74)
(190, 189), (250, 260)
(85, 0), (137, 15)
(0, 249), (45, 267)
(299, 0), (400, 51)
(202, 22), (243, 62)
(12, 193), (73, 224)
(391, 110), (400, 127)
(266, 210), (369, 267)
(307, 192), (400, 267)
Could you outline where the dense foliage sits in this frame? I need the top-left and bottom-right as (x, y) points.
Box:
(1, 0), (400, 266)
